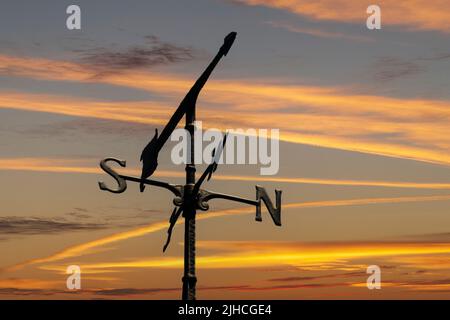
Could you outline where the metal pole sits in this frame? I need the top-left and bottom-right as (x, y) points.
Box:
(182, 103), (196, 300)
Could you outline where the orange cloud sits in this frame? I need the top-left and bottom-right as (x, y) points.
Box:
(0, 278), (60, 290)
(36, 240), (450, 297)
(232, 0), (450, 33)
(3, 157), (450, 190)
(41, 241), (450, 272)
(388, 255), (450, 271)
(1, 54), (450, 166)
(7, 194), (450, 272)
(266, 21), (373, 42)
(7, 207), (252, 271)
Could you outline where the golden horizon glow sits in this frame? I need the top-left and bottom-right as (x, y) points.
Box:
(40, 241), (450, 271)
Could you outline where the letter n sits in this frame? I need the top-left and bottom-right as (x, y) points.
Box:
(255, 185), (281, 226)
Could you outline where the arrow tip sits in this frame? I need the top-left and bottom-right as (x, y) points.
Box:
(222, 32), (237, 56)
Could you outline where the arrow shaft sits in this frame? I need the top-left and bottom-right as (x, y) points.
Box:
(119, 174), (182, 198)
(198, 190), (259, 209)
(156, 46), (228, 152)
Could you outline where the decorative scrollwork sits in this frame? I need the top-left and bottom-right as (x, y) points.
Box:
(196, 190), (211, 211)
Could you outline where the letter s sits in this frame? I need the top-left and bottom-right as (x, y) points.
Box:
(98, 158), (127, 193)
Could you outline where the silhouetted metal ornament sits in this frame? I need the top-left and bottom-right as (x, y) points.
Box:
(98, 32), (282, 300)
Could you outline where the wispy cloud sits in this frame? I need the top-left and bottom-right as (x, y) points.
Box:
(92, 287), (179, 296)
(0, 284), (251, 297)
(0, 278), (60, 290)
(40, 240), (450, 273)
(1, 54), (450, 166)
(351, 278), (450, 292)
(92, 285), (248, 296)
(0, 216), (107, 236)
(228, 281), (350, 292)
(2, 279), (449, 297)
(3, 157), (450, 190)
(399, 232), (450, 242)
(0, 288), (55, 296)
(77, 35), (196, 77)
(266, 21), (373, 42)
(267, 271), (365, 282)
(229, 0), (450, 33)
(418, 52), (450, 61)
(0, 205), (169, 240)
(25, 118), (155, 137)
(7, 194), (450, 271)
(372, 57), (423, 82)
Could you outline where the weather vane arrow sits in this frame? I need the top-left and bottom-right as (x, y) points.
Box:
(98, 32), (282, 300)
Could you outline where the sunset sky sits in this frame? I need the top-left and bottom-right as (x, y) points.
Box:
(1, 0), (450, 299)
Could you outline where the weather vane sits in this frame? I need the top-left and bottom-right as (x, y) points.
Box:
(98, 32), (282, 300)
